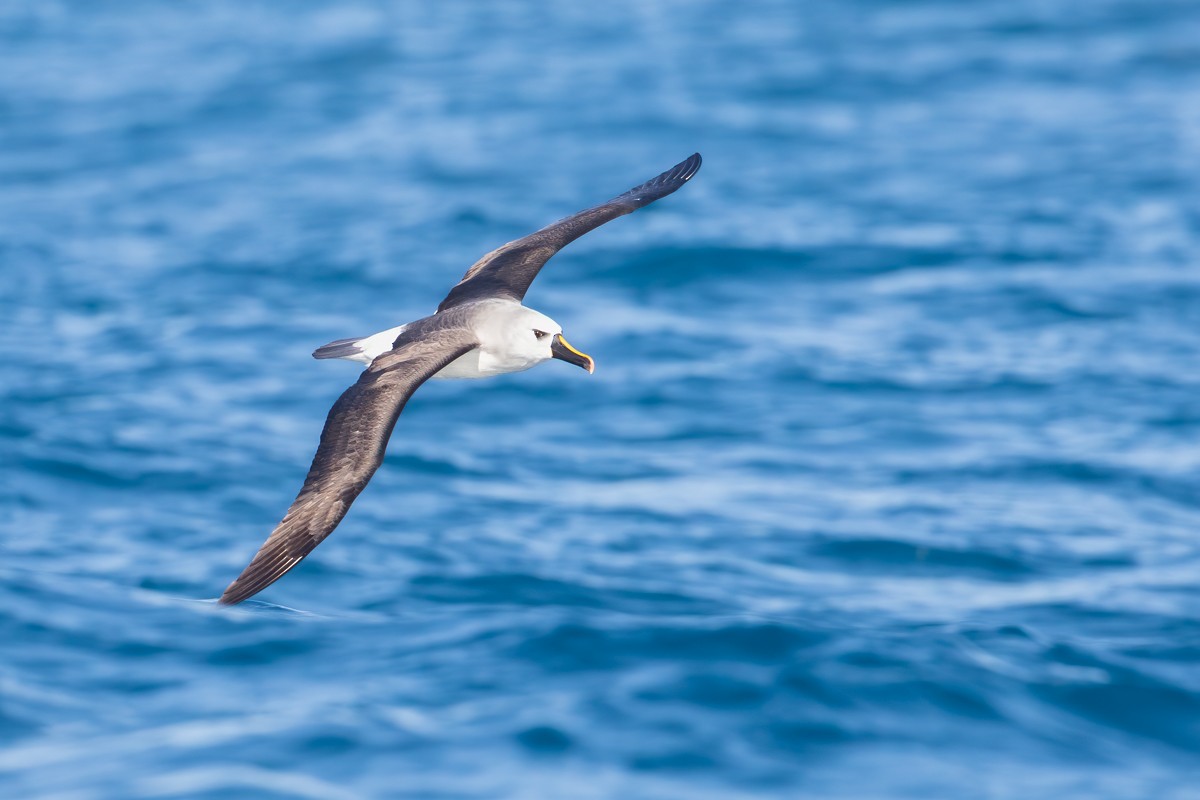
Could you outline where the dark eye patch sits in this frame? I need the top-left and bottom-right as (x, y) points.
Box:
(533, 330), (549, 340)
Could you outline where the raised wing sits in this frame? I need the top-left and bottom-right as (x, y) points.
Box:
(219, 322), (477, 604)
(437, 153), (701, 312)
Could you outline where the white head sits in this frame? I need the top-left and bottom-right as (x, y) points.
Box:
(473, 302), (594, 376)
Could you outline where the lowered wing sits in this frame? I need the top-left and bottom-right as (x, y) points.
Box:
(220, 323), (477, 604)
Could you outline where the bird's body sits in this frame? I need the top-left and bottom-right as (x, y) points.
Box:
(219, 153), (701, 605)
(313, 299), (564, 379)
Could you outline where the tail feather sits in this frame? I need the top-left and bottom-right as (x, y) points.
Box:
(312, 337), (365, 360)
(313, 324), (409, 364)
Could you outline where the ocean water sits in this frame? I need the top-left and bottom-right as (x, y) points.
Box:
(3, 1), (1200, 797)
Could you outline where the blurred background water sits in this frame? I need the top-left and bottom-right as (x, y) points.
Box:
(3, 1), (1200, 797)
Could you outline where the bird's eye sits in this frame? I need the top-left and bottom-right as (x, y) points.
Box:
(533, 330), (548, 340)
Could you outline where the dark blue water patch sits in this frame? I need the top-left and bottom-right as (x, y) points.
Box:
(515, 619), (828, 673)
(912, 459), (1200, 511)
(629, 748), (719, 772)
(758, 719), (856, 750)
(206, 636), (322, 667)
(1030, 663), (1200, 752)
(0, 708), (40, 747)
(592, 244), (970, 291)
(806, 537), (1036, 579)
(515, 724), (573, 754)
(407, 572), (713, 616)
(635, 671), (772, 710)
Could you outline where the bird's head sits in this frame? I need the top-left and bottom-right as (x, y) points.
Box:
(487, 304), (594, 374)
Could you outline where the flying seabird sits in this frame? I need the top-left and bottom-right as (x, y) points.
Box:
(218, 153), (702, 604)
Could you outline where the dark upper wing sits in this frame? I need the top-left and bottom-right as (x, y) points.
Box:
(219, 322), (477, 605)
(437, 153), (701, 312)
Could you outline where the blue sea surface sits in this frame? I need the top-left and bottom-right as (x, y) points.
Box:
(3, 1), (1200, 797)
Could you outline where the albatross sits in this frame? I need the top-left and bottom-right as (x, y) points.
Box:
(218, 153), (702, 604)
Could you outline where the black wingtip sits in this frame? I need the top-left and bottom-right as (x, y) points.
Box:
(218, 547), (304, 605)
(618, 153), (703, 207)
(219, 577), (255, 605)
(677, 152), (702, 182)
(652, 153), (702, 187)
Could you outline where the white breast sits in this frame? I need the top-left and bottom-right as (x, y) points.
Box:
(432, 349), (485, 379)
(432, 346), (543, 379)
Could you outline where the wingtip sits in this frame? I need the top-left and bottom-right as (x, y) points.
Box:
(218, 576), (270, 606)
(218, 582), (247, 605)
(218, 548), (304, 606)
(665, 152), (702, 184)
(624, 152), (703, 203)
(681, 152), (701, 181)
